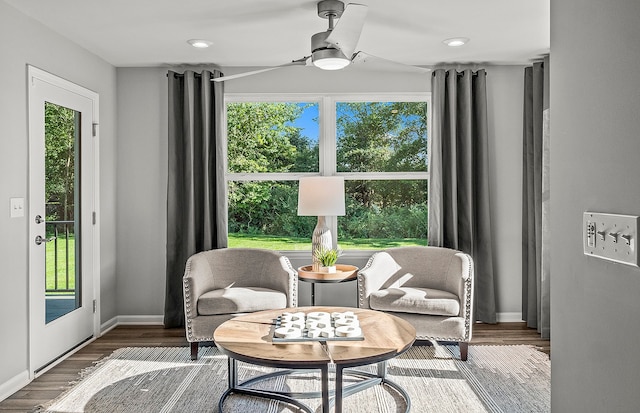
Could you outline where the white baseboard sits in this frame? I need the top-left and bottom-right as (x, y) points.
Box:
(117, 315), (164, 325)
(101, 315), (163, 334)
(101, 316), (119, 334)
(496, 312), (523, 323)
(0, 370), (30, 402)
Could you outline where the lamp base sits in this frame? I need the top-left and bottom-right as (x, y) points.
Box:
(311, 216), (333, 272)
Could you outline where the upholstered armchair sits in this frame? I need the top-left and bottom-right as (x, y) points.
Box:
(358, 246), (474, 360)
(183, 248), (297, 359)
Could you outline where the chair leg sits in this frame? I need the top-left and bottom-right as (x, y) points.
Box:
(459, 342), (469, 361)
(190, 342), (199, 360)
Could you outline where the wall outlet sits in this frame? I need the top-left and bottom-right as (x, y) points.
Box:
(583, 212), (638, 267)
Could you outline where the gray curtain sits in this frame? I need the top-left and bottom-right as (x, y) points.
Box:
(164, 70), (227, 328)
(522, 59), (550, 339)
(428, 68), (497, 323)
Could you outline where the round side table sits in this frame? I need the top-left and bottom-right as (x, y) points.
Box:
(297, 264), (358, 306)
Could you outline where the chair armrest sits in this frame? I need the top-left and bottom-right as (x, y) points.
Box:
(455, 252), (474, 334)
(182, 254), (215, 320)
(279, 255), (298, 307)
(357, 252), (401, 309)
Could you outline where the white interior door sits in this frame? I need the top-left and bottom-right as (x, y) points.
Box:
(28, 66), (99, 374)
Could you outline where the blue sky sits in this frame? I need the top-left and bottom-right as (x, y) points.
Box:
(294, 103), (319, 143)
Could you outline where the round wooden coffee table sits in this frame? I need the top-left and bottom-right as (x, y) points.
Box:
(214, 306), (416, 413)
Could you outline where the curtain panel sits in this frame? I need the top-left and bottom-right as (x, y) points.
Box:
(428, 68), (497, 323)
(522, 59), (550, 338)
(164, 70), (226, 328)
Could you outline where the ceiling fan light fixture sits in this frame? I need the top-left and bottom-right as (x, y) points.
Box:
(187, 39), (212, 49)
(443, 37), (469, 47)
(312, 48), (351, 70)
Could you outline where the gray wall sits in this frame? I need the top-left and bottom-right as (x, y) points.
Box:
(0, 0), (117, 390)
(114, 64), (525, 317)
(551, 0), (640, 411)
(115, 68), (167, 316)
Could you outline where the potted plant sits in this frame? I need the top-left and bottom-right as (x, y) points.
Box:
(314, 247), (342, 273)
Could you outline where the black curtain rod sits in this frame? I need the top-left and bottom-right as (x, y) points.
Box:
(167, 72), (213, 79)
(431, 70), (486, 77)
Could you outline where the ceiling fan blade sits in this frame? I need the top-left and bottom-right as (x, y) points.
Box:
(213, 57), (310, 82)
(325, 3), (368, 58)
(350, 51), (431, 74)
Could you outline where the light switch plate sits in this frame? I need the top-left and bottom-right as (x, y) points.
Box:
(10, 197), (24, 218)
(583, 212), (638, 267)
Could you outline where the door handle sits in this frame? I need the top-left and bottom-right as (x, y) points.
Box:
(35, 215), (44, 224)
(35, 235), (56, 245)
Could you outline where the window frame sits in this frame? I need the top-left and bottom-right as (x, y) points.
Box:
(224, 92), (431, 260)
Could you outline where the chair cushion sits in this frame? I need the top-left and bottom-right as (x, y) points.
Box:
(369, 287), (460, 316)
(197, 287), (287, 316)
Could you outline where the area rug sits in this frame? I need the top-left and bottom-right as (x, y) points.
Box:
(34, 344), (550, 413)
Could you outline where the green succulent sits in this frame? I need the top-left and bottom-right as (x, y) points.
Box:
(314, 247), (342, 267)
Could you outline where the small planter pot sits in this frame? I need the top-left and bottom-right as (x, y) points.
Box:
(320, 265), (337, 273)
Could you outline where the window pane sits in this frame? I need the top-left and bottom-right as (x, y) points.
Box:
(336, 102), (428, 173)
(227, 102), (319, 173)
(337, 180), (428, 249)
(227, 181), (316, 250)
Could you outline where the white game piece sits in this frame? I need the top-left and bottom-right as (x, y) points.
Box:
(274, 327), (302, 339)
(335, 318), (359, 327)
(308, 311), (330, 320)
(291, 312), (305, 322)
(307, 328), (322, 338)
(316, 320), (331, 329)
(320, 328), (335, 338)
(336, 326), (362, 338)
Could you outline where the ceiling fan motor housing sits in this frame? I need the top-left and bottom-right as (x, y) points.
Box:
(312, 0), (348, 63)
(311, 31), (349, 63)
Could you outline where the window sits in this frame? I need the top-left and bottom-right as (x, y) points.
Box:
(225, 94), (429, 251)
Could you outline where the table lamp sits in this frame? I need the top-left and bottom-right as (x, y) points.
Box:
(297, 176), (346, 271)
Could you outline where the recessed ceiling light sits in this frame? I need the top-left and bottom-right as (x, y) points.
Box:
(443, 37), (469, 47)
(187, 39), (212, 49)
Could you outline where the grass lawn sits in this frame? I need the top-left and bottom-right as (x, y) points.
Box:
(228, 233), (426, 250)
(46, 236), (76, 293)
(44, 233), (424, 292)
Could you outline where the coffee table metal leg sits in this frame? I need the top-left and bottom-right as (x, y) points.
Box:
(335, 365), (344, 413)
(377, 360), (386, 379)
(228, 357), (238, 389)
(310, 282), (316, 306)
(320, 364), (330, 413)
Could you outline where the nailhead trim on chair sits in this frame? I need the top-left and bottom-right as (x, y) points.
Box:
(461, 252), (473, 342)
(357, 253), (378, 308)
(281, 255), (298, 307)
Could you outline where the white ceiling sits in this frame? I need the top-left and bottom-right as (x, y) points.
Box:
(5, 0), (549, 68)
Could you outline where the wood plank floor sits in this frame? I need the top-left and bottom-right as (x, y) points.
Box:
(0, 323), (549, 412)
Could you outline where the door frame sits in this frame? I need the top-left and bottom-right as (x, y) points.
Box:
(27, 65), (101, 377)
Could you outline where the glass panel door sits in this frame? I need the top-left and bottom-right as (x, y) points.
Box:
(44, 102), (81, 323)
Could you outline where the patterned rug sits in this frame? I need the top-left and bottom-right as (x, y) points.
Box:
(35, 344), (550, 412)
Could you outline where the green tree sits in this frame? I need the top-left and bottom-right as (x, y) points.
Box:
(44, 102), (77, 222)
(227, 102), (317, 236)
(336, 102), (427, 209)
(227, 102), (302, 173)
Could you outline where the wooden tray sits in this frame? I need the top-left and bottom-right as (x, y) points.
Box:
(297, 264), (358, 282)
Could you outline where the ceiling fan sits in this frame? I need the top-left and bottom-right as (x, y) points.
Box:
(213, 0), (430, 82)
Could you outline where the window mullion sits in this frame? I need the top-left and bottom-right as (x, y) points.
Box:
(320, 96), (339, 247)
(320, 96), (336, 176)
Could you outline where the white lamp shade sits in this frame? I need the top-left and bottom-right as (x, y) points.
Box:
(297, 176), (346, 216)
